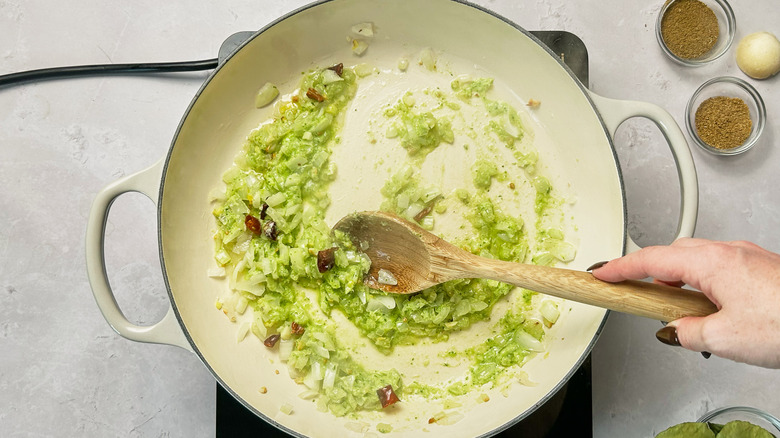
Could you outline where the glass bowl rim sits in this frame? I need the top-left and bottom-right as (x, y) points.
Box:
(684, 75), (766, 156)
(696, 405), (780, 431)
(655, 0), (737, 66)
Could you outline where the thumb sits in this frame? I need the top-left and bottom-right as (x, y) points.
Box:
(669, 316), (710, 353)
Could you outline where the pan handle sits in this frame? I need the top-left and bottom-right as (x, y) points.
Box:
(588, 91), (699, 254)
(85, 159), (192, 352)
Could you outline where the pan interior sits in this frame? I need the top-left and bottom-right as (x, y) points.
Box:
(160, 0), (623, 436)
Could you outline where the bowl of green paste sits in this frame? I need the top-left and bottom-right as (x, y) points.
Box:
(656, 406), (780, 437)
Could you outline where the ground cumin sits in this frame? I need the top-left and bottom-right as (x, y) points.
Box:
(661, 0), (719, 59)
(695, 96), (752, 150)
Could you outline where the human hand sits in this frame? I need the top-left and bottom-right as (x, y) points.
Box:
(591, 237), (780, 369)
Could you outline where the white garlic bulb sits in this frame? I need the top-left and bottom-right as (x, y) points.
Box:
(736, 32), (780, 80)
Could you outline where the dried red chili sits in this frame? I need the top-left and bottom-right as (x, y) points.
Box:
(317, 247), (338, 273)
(263, 220), (278, 241)
(263, 334), (280, 348)
(291, 322), (305, 336)
(413, 196), (441, 223)
(376, 384), (400, 408)
(245, 214), (262, 234)
(328, 63), (344, 77)
(306, 87), (325, 102)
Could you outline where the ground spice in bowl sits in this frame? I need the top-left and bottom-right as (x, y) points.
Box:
(694, 96), (752, 149)
(661, 0), (719, 59)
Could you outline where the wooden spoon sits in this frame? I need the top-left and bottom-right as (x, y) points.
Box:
(334, 211), (717, 321)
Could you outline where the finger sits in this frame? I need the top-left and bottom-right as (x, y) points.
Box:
(726, 240), (764, 251)
(591, 245), (708, 289)
(669, 316), (710, 353)
(670, 237), (713, 248)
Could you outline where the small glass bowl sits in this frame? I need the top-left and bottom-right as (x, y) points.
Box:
(656, 0), (736, 66)
(685, 76), (766, 155)
(697, 406), (780, 434)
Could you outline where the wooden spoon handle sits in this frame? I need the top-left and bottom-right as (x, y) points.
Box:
(456, 256), (718, 321)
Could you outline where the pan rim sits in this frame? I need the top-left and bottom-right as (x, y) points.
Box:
(157, 0), (623, 436)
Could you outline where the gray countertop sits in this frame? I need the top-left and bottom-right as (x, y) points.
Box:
(1, 1), (778, 436)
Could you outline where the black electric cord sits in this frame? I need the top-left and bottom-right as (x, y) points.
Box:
(0, 58), (219, 88)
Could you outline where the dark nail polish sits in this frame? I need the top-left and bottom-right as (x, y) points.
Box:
(655, 326), (681, 346)
(701, 351), (712, 359)
(587, 261), (608, 271)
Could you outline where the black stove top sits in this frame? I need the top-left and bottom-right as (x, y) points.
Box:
(216, 357), (591, 437)
(216, 30), (592, 438)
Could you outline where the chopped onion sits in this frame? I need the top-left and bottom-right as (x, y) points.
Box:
(395, 193), (410, 209)
(514, 330), (544, 353)
(298, 389), (319, 400)
(250, 320), (267, 341)
(420, 48), (436, 71)
(234, 280), (265, 297)
(451, 74), (474, 90)
(321, 68), (343, 84)
(311, 114), (333, 134)
(279, 403), (294, 415)
(207, 267), (226, 278)
(279, 339), (293, 361)
(236, 322), (250, 343)
(311, 343), (330, 359)
(244, 270), (268, 285)
(323, 363), (338, 389)
(311, 150), (328, 168)
(279, 323), (293, 341)
(436, 411), (464, 425)
(351, 39), (369, 56)
(231, 236), (250, 255)
(419, 215), (434, 230)
(265, 192), (286, 207)
(303, 371), (322, 390)
(421, 188), (442, 203)
(353, 63), (376, 77)
(398, 57), (409, 71)
(235, 296), (249, 314)
(385, 125), (399, 139)
(311, 361), (324, 380)
(551, 240), (577, 263)
(517, 371), (538, 387)
(311, 331), (335, 350)
(367, 295), (396, 313)
(351, 22), (374, 38)
(254, 82), (279, 108)
(540, 300), (560, 326)
(377, 269), (398, 286)
(285, 156), (307, 171)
